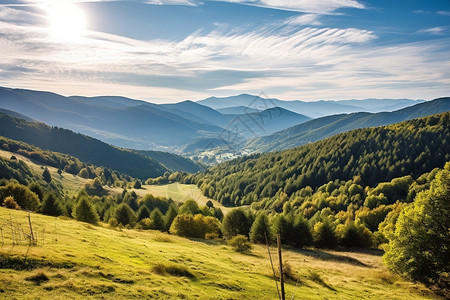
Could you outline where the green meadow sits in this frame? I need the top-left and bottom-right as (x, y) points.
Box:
(0, 207), (439, 300)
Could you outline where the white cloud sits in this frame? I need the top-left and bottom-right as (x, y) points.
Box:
(221, 0), (365, 14)
(418, 27), (446, 35)
(437, 11), (450, 16)
(285, 14), (321, 26)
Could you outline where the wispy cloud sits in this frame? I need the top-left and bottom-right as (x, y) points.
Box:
(418, 27), (446, 35)
(214, 0), (365, 14)
(437, 10), (450, 16)
(284, 14), (321, 26)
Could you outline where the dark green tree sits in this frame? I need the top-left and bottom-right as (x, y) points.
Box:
(150, 208), (165, 231)
(115, 203), (137, 226)
(137, 205), (151, 221)
(42, 167), (52, 183)
(222, 208), (250, 239)
(314, 219), (338, 249)
(41, 193), (65, 216)
(72, 195), (99, 224)
(292, 215), (312, 248)
(250, 213), (271, 244)
(165, 204), (179, 231)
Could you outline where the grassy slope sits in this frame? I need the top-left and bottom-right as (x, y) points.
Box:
(0, 207), (440, 300)
(0, 149), (91, 198)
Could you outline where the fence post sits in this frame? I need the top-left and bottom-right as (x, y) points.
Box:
(28, 214), (35, 245)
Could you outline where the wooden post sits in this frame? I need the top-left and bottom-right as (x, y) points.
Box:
(9, 214), (15, 246)
(28, 214), (35, 245)
(277, 234), (285, 300)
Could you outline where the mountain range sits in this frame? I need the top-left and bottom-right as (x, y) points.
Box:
(246, 97), (450, 152)
(0, 86), (446, 157)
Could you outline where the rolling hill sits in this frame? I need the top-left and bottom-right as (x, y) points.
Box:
(246, 97), (450, 152)
(192, 112), (450, 206)
(0, 113), (170, 179)
(0, 87), (224, 150)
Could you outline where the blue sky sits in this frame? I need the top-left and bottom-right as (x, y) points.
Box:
(0, 0), (449, 103)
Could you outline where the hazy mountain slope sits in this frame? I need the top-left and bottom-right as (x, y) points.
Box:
(0, 87), (223, 150)
(216, 106), (261, 114)
(135, 150), (203, 173)
(161, 100), (230, 127)
(193, 112), (450, 206)
(0, 108), (34, 122)
(197, 94), (424, 118)
(0, 113), (169, 179)
(247, 97), (450, 152)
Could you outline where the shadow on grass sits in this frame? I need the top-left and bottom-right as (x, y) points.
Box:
(292, 248), (372, 267)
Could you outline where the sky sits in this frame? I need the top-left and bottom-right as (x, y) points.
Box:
(0, 0), (449, 103)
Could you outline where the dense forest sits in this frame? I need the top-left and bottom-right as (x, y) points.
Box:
(186, 112), (449, 206)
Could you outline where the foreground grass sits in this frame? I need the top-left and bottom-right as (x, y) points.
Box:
(0, 207), (440, 299)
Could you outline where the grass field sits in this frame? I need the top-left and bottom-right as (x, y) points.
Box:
(0, 207), (440, 300)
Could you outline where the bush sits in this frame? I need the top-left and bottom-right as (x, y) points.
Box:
(170, 214), (221, 238)
(228, 235), (252, 252)
(0, 182), (40, 211)
(3, 196), (20, 209)
(151, 263), (196, 279)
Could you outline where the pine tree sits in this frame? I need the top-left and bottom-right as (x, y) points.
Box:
(42, 168), (52, 183)
(41, 193), (65, 216)
(115, 203), (136, 226)
(165, 204), (179, 231)
(150, 208), (165, 231)
(72, 196), (99, 224)
(292, 215), (312, 248)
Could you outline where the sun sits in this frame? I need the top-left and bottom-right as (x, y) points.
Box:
(45, 1), (87, 43)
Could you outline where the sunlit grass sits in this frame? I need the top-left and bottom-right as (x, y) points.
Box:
(0, 207), (440, 299)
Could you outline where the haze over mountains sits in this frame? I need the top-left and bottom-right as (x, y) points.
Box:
(0, 86), (434, 156)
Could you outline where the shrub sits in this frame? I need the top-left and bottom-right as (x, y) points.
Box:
(0, 182), (40, 211)
(3, 196), (20, 209)
(228, 235), (252, 252)
(151, 263), (195, 279)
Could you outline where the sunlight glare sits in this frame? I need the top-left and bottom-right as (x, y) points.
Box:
(46, 1), (87, 43)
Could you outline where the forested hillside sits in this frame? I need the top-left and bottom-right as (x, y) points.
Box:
(246, 97), (450, 152)
(188, 112), (450, 206)
(0, 113), (168, 179)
